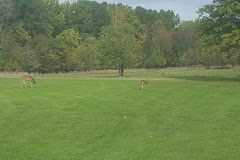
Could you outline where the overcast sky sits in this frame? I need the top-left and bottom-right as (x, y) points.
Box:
(59, 0), (213, 20)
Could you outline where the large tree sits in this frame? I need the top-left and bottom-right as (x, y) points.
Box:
(98, 23), (136, 77)
(198, 0), (240, 67)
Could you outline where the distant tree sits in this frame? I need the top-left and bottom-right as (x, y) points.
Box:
(0, 29), (23, 71)
(98, 24), (136, 77)
(0, 0), (16, 57)
(135, 7), (181, 67)
(0, 0), (16, 31)
(56, 28), (80, 47)
(29, 35), (62, 73)
(135, 6), (180, 31)
(181, 48), (200, 68)
(158, 9), (180, 31)
(228, 48), (240, 68)
(107, 4), (144, 37)
(174, 20), (201, 66)
(1, 0), (210, 72)
(62, 1), (110, 37)
(65, 36), (100, 72)
(106, 4), (145, 69)
(12, 22), (31, 46)
(43, 0), (66, 37)
(83, 36), (99, 71)
(144, 20), (173, 67)
(20, 46), (39, 73)
(13, 0), (51, 37)
(198, 45), (222, 68)
(146, 47), (166, 68)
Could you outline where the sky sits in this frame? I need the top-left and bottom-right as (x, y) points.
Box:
(59, 0), (213, 21)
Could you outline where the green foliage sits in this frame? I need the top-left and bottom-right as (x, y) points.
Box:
(98, 23), (136, 76)
(174, 21), (201, 66)
(12, 22), (31, 46)
(20, 46), (39, 73)
(62, 1), (110, 37)
(198, 0), (240, 67)
(43, 0), (66, 36)
(135, 6), (180, 31)
(82, 37), (100, 70)
(143, 20), (175, 67)
(0, 0), (15, 31)
(135, 7), (184, 67)
(56, 28), (80, 47)
(13, 0), (51, 37)
(222, 29), (240, 49)
(107, 4), (144, 37)
(146, 47), (166, 68)
(2, 0), (239, 73)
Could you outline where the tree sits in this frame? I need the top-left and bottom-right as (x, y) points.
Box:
(174, 20), (201, 66)
(135, 6), (180, 31)
(0, 0), (15, 31)
(145, 20), (173, 67)
(20, 46), (39, 73)
(98, 24), (136, 77)
(198, 0), (240, 67)
(12, 22), (31, 46)
(135, 7), (180, 67)
(146, 47), (166, 68)
(83, 36), (100, 71)
(56, 28), (80, 47)
(43, 0), (66, 37)
(198, 0), (240, 45)
(0, 29), (23, 71)
(29, 34), (62, 73)
(62, 1), (110, 37)
(107, 4), (144, 38)
(13, 0), (51, 37)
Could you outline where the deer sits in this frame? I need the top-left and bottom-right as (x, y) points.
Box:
(140, 80), (148, 91)
(21, 75), (37, 88)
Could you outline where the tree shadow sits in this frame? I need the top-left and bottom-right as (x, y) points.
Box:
(172, 76), (240, 82)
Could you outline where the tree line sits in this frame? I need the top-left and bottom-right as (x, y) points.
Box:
(0, 0), (239, 76)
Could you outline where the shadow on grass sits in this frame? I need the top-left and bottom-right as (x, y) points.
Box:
(171, 76), (240, 82)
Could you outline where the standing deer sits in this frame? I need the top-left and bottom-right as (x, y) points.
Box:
(140, 80), (148, 91)
(21, 75), (37, 88)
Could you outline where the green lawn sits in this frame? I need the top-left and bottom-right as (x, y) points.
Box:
(0, 69), (240, 159)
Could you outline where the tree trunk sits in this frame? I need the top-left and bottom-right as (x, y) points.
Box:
(119, 64), (124, 77)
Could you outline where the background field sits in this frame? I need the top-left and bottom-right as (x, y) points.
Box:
(0, 68), (240, 159)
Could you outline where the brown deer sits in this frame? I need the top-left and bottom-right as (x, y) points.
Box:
(140, 80), (148, 91)
(21, 75), (37, 88)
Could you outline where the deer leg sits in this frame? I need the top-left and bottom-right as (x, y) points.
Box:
(31, 82), (33, 88)
(21, 82), (23, 88)
(24, 82), (27, 88)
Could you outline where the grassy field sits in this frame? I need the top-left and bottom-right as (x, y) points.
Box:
(0, 68), (240, 159)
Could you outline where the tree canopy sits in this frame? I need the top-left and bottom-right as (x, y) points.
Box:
(198, 0), (240, 67)
(0, 0), (239, 75)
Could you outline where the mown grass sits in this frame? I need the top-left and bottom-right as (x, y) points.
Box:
(0, 68), (240, 159)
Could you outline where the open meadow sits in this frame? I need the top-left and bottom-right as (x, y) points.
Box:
(0, 68), (240, 159)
